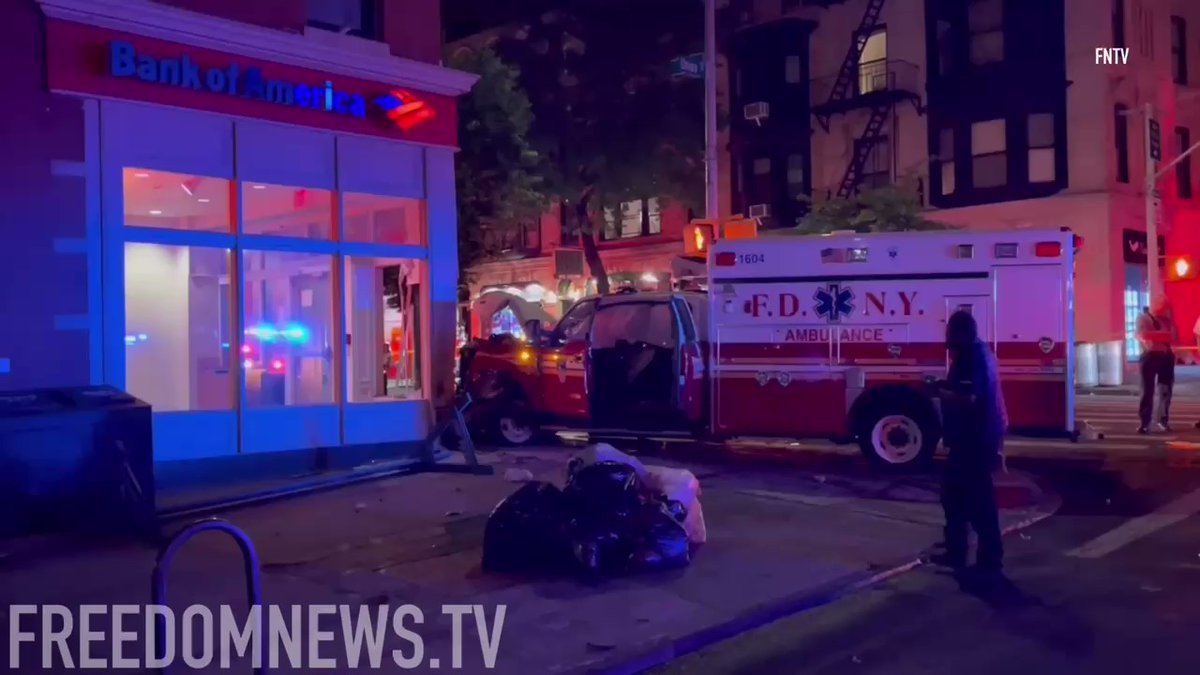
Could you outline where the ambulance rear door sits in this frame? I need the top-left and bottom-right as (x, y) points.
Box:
(993, 263), (1071, 433)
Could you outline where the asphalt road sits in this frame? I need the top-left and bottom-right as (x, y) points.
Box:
(653, 396), (1200, 675)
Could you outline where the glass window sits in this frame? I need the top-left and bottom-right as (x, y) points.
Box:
(555, 300), (596, 342)
(968, 0), (1004, 65)
(1116, 104), (1131, 183)
(940, 161), (957, 195)
(1028, 113), (1056, 183)
(123, 168), (231, 232)
(124, 243), (233, 411)
(591, 303), (676, 350)
(971, 119), (1007, 188)
(785, 55), (801, 83)
(753, 158), (771, 174)
(1177, 127), (1193, 198)
(647, 198), (662, 235)
(343, 193), (426, 245)
(972, 119), (1006, 154)
(345, 257), (424, 402)
(937, 128), (956, 195)
(1171, 16), (1187, 84)
(787, 154), (806, 185)
(241, 182), (333, 239)
(308, 0), (380, 40)
(936, 20), (953, 75)
(241, 251), (335, 406)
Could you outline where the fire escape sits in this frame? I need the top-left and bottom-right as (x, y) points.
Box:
(810, 0), (922, 199)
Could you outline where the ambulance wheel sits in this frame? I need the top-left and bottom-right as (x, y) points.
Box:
(856, 399), (939, 469)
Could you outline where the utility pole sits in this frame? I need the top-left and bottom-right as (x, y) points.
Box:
(704, 0), (719, 220)
(1145, 102), (1161, 304)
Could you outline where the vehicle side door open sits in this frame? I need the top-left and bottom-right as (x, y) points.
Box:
(541, 300), (596, 421)
(588, 299), (685, 430)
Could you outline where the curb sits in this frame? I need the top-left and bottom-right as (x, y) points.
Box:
(570, 479), (1062, 675)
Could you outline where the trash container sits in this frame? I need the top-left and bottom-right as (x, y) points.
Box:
(1075, 343), (1099, 387)
(0, 385), (155, 540)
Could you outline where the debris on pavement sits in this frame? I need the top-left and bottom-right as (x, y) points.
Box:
(481, 444), (704, 581)
(504, 468), (536, 482)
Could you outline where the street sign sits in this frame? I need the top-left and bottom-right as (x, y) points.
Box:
(670, 54), (705, 78)
(1149, 118), (1162, 161)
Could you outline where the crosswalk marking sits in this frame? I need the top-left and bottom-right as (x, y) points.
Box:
(1066, 486), (1200, 558)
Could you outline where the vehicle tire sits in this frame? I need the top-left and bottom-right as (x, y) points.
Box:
(855, 395), (940, 470)
(491, 403), (539, 447)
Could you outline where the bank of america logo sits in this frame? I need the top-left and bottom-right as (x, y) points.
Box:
(374, 89), (435, 130)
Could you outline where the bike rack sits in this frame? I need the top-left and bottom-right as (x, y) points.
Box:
(151, 518), (264, 674)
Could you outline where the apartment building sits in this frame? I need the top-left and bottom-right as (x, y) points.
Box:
(723, 0), (1200, 372)
(1, 0), (474, 487)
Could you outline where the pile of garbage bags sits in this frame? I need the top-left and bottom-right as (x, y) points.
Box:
(482, 444), (706, 581)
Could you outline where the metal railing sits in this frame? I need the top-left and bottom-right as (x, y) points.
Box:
(151, 518), (264, 674)
(811, 59), (921, 107)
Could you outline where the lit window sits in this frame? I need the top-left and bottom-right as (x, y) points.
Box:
(124, 243), (233, 411)
(123, 168), (231, 232)
(343, 193), (426, 245)
(242, 182), (334, 239)
(1028, 113), (1056, 183)
(971, 119), (1007, 188)
(307, 0), (380, 41)
(936, 128), (956, 195)
(241, 251), (335, 406)
(345, 257), (425, 402)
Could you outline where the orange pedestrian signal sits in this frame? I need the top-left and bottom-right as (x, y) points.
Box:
(684, 221), (717, 256)
(1168, 255), (1197, 281)
(723, 217), (758, 240)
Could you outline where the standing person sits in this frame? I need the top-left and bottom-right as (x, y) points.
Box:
(932, 310), (1006, 576)
(1136, 297), (1177, 434)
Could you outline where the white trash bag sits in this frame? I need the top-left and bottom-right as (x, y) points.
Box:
(644, 466), (707, 545)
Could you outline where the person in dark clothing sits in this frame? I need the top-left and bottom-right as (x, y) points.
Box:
(1136, 298), (1176, 433)
(932, 310), (1006, 575)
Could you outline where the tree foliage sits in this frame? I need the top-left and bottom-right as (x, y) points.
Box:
(493, 0), (707, 292)
(451, 48), (549, 281)
(788, 175), (951, 234)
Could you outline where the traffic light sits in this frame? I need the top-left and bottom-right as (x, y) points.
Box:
(1167, 255), (1197, 281)
(684, 220), (716, 256)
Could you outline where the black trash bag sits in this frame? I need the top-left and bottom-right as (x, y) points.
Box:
(627, 502), (692, 573)
(566, 518), (631, 582)
(563, 461), (645, 518)
(481, 482), (572, 573)
(655, 496), (688, 523)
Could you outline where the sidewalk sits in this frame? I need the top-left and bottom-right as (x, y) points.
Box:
(0, 448), (1058, 674)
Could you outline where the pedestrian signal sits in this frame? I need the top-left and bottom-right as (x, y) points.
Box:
(684, 221), (716, 256)
(1167, 255), (1196, 281)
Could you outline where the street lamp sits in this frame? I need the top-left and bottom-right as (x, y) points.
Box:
(703, 0), (719, 220)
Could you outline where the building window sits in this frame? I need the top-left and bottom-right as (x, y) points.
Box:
(242, 182), (334, 239)
(345, 257), (424, 402)
(1115, 104), (1131, 183)
(936, 20), (953, 76)
(242, 250), (336, 407)
(646, 198), (662, 235)
(343, 193), (426, 245)
(747, 157), (773, 210)
(1172, 17), (1187, 84)
(785, 55), (802, 83)
(860, 137), (891, 190)
(1113, 0), (1125, 48)
(1028, 113), (1056, 183)
(1177, 127), (1193, 198)
(123, 168), (232, 232)
(968, 0), (1004, 65)
(971, 119), (1007, 188)
(123, 243), (233, 411)
(786, 154), (806, 199)
(307, 0), (381, 40)
(858, 30), (888, 94)
(936, 128), (955, 195)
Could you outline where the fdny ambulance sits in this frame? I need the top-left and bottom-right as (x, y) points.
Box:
(459, 228), (1075, 468)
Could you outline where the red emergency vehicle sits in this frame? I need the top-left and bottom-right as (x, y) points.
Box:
(459, 228), (1076, 468)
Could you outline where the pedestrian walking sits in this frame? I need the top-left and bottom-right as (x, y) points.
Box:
(1136, 297), (1177, 434)
(932, 310), (1006, 576)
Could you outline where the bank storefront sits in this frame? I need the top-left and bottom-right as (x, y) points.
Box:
(37, 2), (473, 477)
